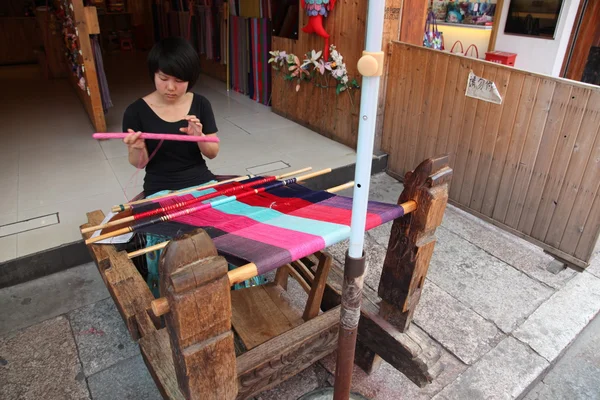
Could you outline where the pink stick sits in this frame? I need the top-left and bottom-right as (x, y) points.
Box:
(92, 132), (220, 143)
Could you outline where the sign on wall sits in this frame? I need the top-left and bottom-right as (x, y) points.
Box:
(465, 70), (502, 104)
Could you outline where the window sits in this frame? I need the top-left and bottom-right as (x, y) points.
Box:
(504, 0), (565, 39)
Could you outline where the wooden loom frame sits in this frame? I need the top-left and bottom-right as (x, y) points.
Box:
(80, 155), (453, 399)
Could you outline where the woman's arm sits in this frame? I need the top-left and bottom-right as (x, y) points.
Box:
(124, 130), (149, 167)
(122, 107), (149, 167)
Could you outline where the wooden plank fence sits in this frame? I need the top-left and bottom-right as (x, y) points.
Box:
(382, 42), (600, 269)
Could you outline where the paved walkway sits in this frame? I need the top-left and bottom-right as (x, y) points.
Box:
(1, 173), (599, 399)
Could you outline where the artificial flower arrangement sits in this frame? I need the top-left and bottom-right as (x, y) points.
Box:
(268, 45), (360, 97)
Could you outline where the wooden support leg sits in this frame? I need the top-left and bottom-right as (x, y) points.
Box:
(378, 155), (453, 332)
(159, 229), (238, 400)
(303, 252), (333, 321)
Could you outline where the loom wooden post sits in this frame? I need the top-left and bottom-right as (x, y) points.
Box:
(158, 228), (237, 400)
(378, 155), (453, 331)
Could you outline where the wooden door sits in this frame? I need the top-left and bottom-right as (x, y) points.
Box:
(561, 0), (600, 85)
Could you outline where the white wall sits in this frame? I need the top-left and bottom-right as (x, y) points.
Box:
(438, 24), (493, 58)
(493, 0), (581, 76)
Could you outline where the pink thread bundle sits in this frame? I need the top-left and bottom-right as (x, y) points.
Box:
(92, 132), (220, 142)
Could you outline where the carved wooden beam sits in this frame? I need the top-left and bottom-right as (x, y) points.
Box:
(159, 229), (238, 400)
(378, 154), (453, 332)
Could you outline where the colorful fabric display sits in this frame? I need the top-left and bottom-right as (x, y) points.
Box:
(249, 18), (272, 105)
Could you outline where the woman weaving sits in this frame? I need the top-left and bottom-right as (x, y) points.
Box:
(120, 37), (235, 296)
(122, 37), (219, 197)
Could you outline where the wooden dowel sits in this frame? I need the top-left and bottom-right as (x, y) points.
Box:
(151, 262), (258, 317)
(403, 200), (417, 214)
(285, 264), (312, 294)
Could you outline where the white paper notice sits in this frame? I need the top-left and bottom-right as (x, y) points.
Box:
(465, 70), (502, 104)
(89, 211), (134, 244)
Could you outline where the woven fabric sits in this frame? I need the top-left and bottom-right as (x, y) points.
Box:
(230, 16), (249, 94)
(134, 180), (405, 275)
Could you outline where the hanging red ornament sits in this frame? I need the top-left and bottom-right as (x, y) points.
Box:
(301, 0), (337, 60)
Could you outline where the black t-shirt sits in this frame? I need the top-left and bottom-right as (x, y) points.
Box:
(122, 93), (218, 196)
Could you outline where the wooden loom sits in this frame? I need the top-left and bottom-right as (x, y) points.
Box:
(80, 155), (453, 399)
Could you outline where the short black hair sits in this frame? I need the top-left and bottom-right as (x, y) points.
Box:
(147, 37), (201, 90)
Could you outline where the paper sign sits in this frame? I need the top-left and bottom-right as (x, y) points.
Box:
(465, 70), (502, 104)
(90, 211), (134, 244)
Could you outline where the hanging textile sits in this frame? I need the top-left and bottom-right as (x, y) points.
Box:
(195, 5), (205, 54)
(220, 7), (227, 64)
(90, 35), (113, 113)
(230, 16), (249, 94)
(250, 18), (271, 105)
(169, 11), (179, 37)
(247, 19), (254, 100)
(180, 11), (190, 39)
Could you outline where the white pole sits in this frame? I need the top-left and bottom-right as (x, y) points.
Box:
(348, 0), (386, 258)
(333, 2), (388, 397)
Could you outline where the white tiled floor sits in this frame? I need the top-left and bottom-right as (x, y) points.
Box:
(0, 51), (358, 262)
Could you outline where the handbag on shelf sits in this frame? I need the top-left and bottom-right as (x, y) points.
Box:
(449, 40), (464, 54)
(423, 11), (444, 50)
(447, 40), (480, 59)
(464, 44), (479, 58)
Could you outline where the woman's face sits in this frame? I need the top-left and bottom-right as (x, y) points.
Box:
(154, 71), (189, 102)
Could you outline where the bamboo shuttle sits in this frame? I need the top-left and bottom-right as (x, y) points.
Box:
(85, 167), (313, 234)
(86, 168), (332, 245)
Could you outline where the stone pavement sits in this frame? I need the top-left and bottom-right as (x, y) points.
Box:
(1, 172), (600, 399)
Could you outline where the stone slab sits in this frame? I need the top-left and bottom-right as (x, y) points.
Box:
(68, 298), (140, 376)
(414, 281), (504, 365)
(320, 346), (467, 400)
(433, 337), (549, 400)
(513, 271), (600, 362)
(428, 227), (555, 333)
(255, 363), (332, 400)
(0, 316), (90, 400)
(523, 313), (600, 400)
(441, 206), (576, 289)
(87, 355), (163, 400)
(0, 262), (109, 336)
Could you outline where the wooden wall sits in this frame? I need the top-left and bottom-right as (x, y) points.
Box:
(271, 0), (368, 149)
(0, 17), (41, 65)
(382, 42), (600, 268)
(270, 0), (425, 149)
(69, 1), (106, 131)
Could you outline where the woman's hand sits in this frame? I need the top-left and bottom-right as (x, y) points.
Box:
(180, 115), (203, 136)
(123, 129), (146, 150)
(180, 115), (204, 137)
